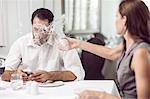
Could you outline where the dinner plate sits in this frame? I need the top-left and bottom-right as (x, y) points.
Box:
(38, 81), (64, 87)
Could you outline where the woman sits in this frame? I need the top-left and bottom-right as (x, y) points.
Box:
(62, 0), (150, 99)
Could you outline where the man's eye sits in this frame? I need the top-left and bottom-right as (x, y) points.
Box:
(34, 27), (38, 31)
(43, 29), (46, 32)
(39, 29), (43, 32)
(43, 29), (49, 33)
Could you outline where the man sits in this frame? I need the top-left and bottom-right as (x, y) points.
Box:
(1, 8), (85, 83)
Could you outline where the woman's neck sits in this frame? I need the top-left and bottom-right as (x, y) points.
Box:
(124, 31), (135, 51)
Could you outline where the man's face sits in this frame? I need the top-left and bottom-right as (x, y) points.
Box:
(32, 16), (51, 46)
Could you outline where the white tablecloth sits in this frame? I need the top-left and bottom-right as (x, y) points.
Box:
(0, 80), (120, 99)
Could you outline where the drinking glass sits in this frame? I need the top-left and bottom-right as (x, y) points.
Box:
(10, 73), (23, 90)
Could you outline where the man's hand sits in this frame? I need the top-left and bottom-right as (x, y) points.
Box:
(1, 70), (14, 82)
(29, 70), (76, 83)
(17, 68), (29, 81)
(30, 70), (50, 83)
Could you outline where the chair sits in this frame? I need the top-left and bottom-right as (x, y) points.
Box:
(81, 33), (106, 80)
(0, 58), (5, 75)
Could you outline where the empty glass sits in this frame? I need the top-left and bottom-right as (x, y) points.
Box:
(10, 73), (23, 90)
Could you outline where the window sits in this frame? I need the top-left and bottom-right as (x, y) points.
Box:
(0, 0), (62, 56)
(63, 0), (101, 34)
(0, 0), (7, 47)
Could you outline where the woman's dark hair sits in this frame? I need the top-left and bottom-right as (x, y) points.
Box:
(31, 8), (54, 25)
(119, 0), (150, 43)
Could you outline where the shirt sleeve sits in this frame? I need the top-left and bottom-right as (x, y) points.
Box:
(4, 40), (22, 71)
(62, 49), (85, 81)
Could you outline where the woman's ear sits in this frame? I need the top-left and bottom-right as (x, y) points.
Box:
(122, 16), (127, 26)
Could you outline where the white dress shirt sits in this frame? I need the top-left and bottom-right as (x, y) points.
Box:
(4, 33), (85, 80)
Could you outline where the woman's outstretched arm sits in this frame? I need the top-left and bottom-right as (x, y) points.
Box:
(64, 37), (123, 60)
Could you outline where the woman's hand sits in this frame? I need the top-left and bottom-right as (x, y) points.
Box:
(66, 37), (81, 49)
(78, 90), (120, 99)
(58, 37), (81, 51)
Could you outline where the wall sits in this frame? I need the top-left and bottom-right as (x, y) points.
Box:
(101, 0), (120, 47)
(101, 0), (150, 47)
(0, 0), (62, 58)
(101, 0), (119, 79)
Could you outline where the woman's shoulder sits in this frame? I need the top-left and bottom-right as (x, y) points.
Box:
(134, 47), (149, 58)
(131, 42), (150, 71)
(136, 42), (150, 53)
(132, 42), (150, 64)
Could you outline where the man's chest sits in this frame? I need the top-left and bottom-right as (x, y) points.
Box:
(20, 46), (63, 71)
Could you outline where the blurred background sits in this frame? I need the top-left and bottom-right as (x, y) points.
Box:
(0, 0), (149, 57)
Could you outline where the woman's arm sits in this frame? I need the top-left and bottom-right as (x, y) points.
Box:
(78, 90), (121, 99)
(65, 37), (123, 60)
(79, 40), (123, 60)
(131, 48), (150, 99)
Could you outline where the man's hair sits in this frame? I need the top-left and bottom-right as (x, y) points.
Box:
(31, 8), (54, 25)
(119, 0), (150, 43)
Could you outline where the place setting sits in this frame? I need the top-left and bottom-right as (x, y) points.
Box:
(38, 80), (64, 87)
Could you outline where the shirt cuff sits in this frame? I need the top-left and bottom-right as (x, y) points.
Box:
(66, 66), (85, 81)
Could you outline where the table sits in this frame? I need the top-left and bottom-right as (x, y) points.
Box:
(0, 80), (120, 99)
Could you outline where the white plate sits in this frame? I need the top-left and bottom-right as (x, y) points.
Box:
(39, 81), (64, 87)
